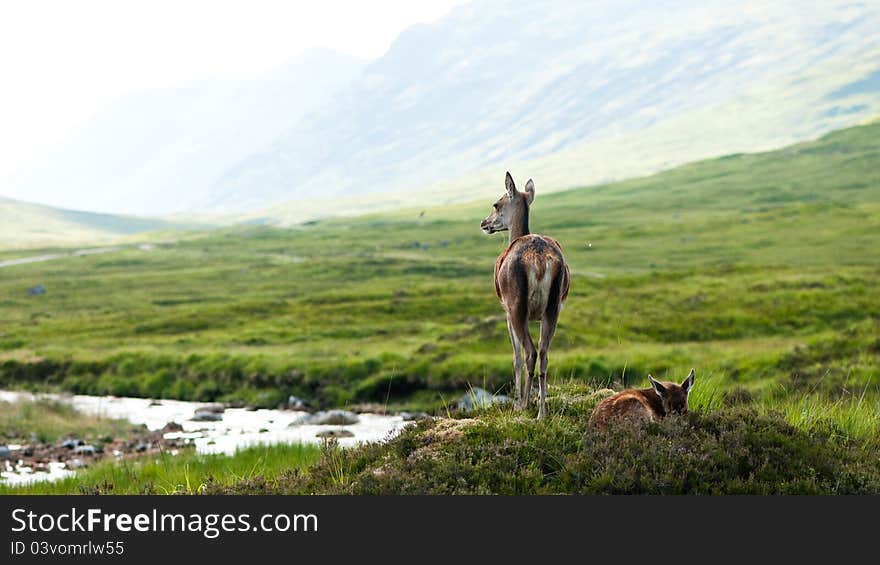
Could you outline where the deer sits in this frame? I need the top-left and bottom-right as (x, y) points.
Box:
(589, 369), (696, 428)
(480, 172), (570, 419)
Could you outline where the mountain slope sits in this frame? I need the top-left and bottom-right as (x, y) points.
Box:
(6, 49), (366, 215)
(4, 0), (880, 220)
(216, 0), (880, 218)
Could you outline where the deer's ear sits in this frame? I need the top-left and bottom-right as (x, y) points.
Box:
(524, 179), (535, 205)
(648, 375), (666, 397)
(681, 368), (695, 394)
(505, 171), (517, 199)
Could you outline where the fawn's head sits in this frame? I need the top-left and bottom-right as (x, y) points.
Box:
(480, 171), (534, 235)
(648, 369), (696, 415)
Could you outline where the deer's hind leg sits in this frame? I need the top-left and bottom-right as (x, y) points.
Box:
(536, 274), (564, 419)
(507, 308), (535, 411)
(506, 314), (524, 411)
(522, 326), (537, 410)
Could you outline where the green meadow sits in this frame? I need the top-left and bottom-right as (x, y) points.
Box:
(1, 119), (879, 470)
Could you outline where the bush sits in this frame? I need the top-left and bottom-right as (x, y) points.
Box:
(143, 369), (175, 398)
(562, 409), (880, 494)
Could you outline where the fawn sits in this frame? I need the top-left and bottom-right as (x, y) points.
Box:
(589, 369), (696, 428)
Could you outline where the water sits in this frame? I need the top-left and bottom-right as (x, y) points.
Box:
(0, 390), (409, 486)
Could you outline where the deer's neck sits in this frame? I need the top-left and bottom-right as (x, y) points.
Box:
(508, 205), (530, 244)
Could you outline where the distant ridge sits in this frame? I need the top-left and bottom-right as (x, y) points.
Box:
(0, 196), (197, 248)
(4, 0), (880, 224)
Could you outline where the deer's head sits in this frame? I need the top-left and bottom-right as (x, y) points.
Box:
(648, 369), (696, 415)
(481, 172), (534, 235)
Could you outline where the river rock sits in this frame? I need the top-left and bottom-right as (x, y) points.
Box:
(456, 388), (510, 412)
(286, 396), (310, 410)
(61, 438), (84, 449)
(0, 445), (11, 459)
(315, 429), (354, 439)
(73, 445), (97, 456)
(400, 411), (430, 422)
(290, 410), (359, 426)
(162, 421), (184, 432)
(191, 407), (223, 422)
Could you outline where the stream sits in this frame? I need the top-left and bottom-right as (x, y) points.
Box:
(0, 390), (410, 486)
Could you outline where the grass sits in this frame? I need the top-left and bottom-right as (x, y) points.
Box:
(0, 398), (134, 444)
(772, 393), (880, 448)
(1, 442), (321, 495)
(0, 120), (878, 493)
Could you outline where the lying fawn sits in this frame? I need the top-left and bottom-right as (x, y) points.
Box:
(589, 369), (696, 428)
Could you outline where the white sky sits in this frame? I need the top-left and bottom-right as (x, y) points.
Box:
(0, 0), (468, 186)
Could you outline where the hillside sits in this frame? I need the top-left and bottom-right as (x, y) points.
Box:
(0, 196), (192, 248)
(4, 0), (879, 219)
(214, 0), (880, 217)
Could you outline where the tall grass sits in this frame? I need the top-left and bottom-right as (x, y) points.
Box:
(687, 371), (726, 412)
(771, 392), (880, 447)
(0, 399), (132, 444)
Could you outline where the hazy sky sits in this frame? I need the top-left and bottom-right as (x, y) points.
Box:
(0, 0), (468, 188)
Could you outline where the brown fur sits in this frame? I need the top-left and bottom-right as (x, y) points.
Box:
(495, 234), (571, 310)
(494, 235), (570, 316)
(589, 370), (696, 428)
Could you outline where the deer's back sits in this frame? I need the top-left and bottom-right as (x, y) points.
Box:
(494, 235), (570, 319)
(589, 388), (663, 428)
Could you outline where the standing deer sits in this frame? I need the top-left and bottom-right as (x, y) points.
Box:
(481, 172), (570, 419)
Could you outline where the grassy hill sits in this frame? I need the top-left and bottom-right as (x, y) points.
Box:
(215, 383), (880, 495)
(0, 196), (197, 248)
(1, 120), (878, 441)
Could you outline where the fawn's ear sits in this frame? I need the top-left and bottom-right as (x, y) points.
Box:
(648, 374), (666, 397)
(681, 368), (696, 394)
(523, 179), (535, 205)
(505, 171), (517, 199)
